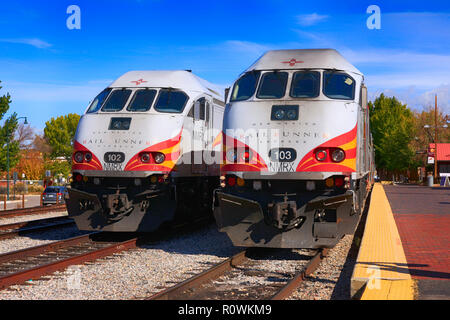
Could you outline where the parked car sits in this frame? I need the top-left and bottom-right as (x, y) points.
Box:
(42, 186), (68, 205)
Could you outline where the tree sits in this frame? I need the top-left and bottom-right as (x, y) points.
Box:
(412, 106), (450, 150)
(44, 113), (80, 162)
(15, 122), (35, 149)
(14, 150), (45, 180)
(44, 159), (71, 178)
(0, 81), (20, 172)
(32, 134), (52, 155)
(369, 94), (416, 176)
(410, 106), (450, 174)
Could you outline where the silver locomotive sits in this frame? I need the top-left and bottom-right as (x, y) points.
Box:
(214, 49), (375, 248)
(67, 70), (225, 232)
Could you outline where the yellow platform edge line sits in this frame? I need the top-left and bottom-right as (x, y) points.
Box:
(350, 183), (415, 300)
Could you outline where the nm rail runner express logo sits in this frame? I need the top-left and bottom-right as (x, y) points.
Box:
(281, 58), (304, 66)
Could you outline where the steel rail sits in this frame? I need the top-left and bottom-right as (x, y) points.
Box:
(148, 249), (249, 300)
(148, 247), (331, 300)
(0, 216), (75, 240)
(0, 217), (214, 290)
(271, 248), (329, 300)
(0, 232), (141, 289)
(0, 204), (66, 220)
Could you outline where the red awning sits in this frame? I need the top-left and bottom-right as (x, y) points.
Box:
(429, 143), (450, 161)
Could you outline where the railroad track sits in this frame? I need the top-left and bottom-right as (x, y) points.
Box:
(0, 217), (214, 290)
(272, 248), (329, 299)
(0, 204), (67, 220)
(0, 232), (144, 290)
(148, 247), (330, 300)
(0, 216), (75, 240)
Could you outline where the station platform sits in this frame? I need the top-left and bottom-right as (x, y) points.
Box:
(351, 183), (450, 300)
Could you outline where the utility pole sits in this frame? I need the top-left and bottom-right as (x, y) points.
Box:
(434, 94), (438, 181)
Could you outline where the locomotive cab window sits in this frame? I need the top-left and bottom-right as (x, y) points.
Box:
(87, 88), (111, 113)
(154, 89), (188, 113)
(290, 71), (320, 98)
(101, 89), (132, 112)
(127, 89), (157, 112)
(230, 71), (260, 102)
(323, 71), (355, 100)
(256, 71), (288, 99)
(193, 98), (206, 120)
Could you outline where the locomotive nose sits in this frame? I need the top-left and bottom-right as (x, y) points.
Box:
(73, 113), (183, 176)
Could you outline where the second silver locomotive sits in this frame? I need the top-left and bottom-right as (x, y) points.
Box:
(67, 70), (224, 232)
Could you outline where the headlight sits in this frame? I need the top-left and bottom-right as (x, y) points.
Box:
(306, 181), (315, 191)
(84, 152), (92, 162)
(253, 181), (262, 190)
(112, 121), (121, 129)
(274, 109), (285, 120)
(74, 152), (84, 163)
(239, 149), (253, 162)
(109, 117), (131, 130)
(271, 105), (298, 121)
(153, 152), (165, 164)
(287, 109), (297, 120)
(315, 149), (327, 162)
(226, 148), (237, 163)
(331, 149), (345, 162)
(140, 153), (150, 163)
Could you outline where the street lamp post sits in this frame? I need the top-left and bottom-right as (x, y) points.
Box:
(6, 116), (28, 201)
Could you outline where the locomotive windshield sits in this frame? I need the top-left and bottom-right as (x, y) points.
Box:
(290, 71), (320, 98)
(154, 89), (188, 113)
(101, 89), (132, 112)
(127, 89), (157, 112)
(86, 88), (111, 113)
(323, 71), (355, 100)
(230, 71), (260, 102)
(256, 71), (288, 99)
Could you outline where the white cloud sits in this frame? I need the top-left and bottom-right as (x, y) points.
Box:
(296, 13), (329, 26)
(224, 40), (271, 56)
(368, 85), (450, 115)
(418, 85), (450, 114)
(366, 73), (449, 89)
(340, 48), (450, 68)
(337, 49), (450, 102)
(0, 38), (52, 49)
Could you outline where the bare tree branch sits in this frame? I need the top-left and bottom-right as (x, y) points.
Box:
(15, 123), (35, 149)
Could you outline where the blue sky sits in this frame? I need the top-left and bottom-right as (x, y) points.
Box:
(0, 0), (449, 131)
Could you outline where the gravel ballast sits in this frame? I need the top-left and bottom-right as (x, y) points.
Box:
(0, 219), (360, 300)
(0, 211), (68, 226)
(289, 235), (357, 300)
(0, 224), (241, 300)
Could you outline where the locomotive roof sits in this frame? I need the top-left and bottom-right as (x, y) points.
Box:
(109, 70), (224, 101)
(245, 49), (362, 75)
